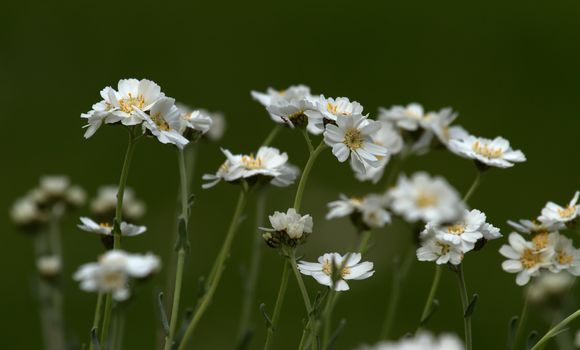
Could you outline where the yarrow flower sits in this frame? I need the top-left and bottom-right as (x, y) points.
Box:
(74, 250), (161, 301)
(176, 103), (213, 138)
(499, 232), (554, 286)
(37, 255), (62, 279)
(527, 271), (575, 304)
(202, 146), (299, 189)
(260, 208), (313, 248)
(388, 172), (465, 224)
(508, 219), (564, 235)
(326, 194), (391, 231)
(90, 185), (146, 223)
(139, 97), (190, 148)
(538, 191), (580, 226)
(297, 252), (374, 291)
(448, 134), (526, 168)
(305, 95), (365, 134)
(201, 109), (226, 142)
(354, 121), (404, 183)
(78, 217), (147, 237)
(357, 331), (464, 350)
(323, 114), (388, 174)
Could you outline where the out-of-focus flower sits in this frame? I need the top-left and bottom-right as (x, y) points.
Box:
(539, 191), (580, 226)
(508, 219), (564, 235)
(326, 194), (391, 230)
(527, 271), (575, 304)
(448, 135), (526, 168)
(10, 196), (47, 231)
(37, 255), (62, 279)
(202, 109), (226, 141)
(357, 331), (464, 350)
(78, 217), (147, 237)
(90, 186), (146, 222)
(73, 250), (161, 301)
(548, 233), (580, 275)
(297, 252), (374, 291)
(388, 172), (464, 224)
(260, 208), (313, 248)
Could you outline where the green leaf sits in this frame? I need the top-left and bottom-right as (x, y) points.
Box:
(260, 303), (274, 330)
(90, 327), (100, 350)
(174, 217), (191, 252)
(526, 331), (538, 350)
(420, 299), (440, 326)
(464, 293), (479, 318)
(157, 292), (169, 335)
(508, 316), (519, 348)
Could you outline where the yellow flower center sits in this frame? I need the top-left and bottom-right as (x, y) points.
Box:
(416, 192), (437, 208)
(241, 154), (262, 170)
(343, 128), (363, 150)
(521, 248), (541, 269)
(322, 259), (350, 278)
(447, 223), (466, 235)
(471, 141), (504, 158)
(151, 113), (170, 131)
(532, 232), (549, 250)
(437, 241), (450, 255)
(557, 251), (574, 265)
(327, 102), (352, 116)
(558, 205), (576, 218)
(99, 222), (112, 229)
(101, 271), (125, 288)
(118, 93), (145, 114)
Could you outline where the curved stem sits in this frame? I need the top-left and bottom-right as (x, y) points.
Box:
(89, 292), (104, 350)
(178, 189), (248, 350)
(463, 170), (482, 204)
(263, 261), (290, 350)
(511, 290), (530, 350)
(300, 129), (314, 154)
(418, 265), (442, 329)
(455, 264), (473, 350)
(357, 230), (373, 255)
(530, 308), (580, 350)
(262, 125), (282, 147)
(293, 141), (327, 211)
(288, 249), (312, 313)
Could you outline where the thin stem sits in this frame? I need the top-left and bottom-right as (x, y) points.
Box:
(262, 125), (282, 147)
(263, 261), (291, 350)
(380, 246), (415, 340)
(455, 264), (473, 350)
(511, 290), (530, 350)
(238, 190), (268, 343)
(321, 288), (337, 348)
(463, 170), (482, 204)
(178, 189), (248, 350)
(89, 292), (104, 350)
(418, 265), (442, 329)
(288, 249), (312, 312)
(530, 308), (580, 350)
(293, 141), (327, 211)
(300, 129), (314, 154)
(357, 230), (373, 254)
(100, 294), (113, 346)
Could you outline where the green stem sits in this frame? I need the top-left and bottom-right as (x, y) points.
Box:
(263, 261), (290, 350)
(530, 309), (580, 350)
(463, 170), (482, 204)
(418, 265), (442, 329)
(357, 231), (373, 255)
(164, 149), (191, 350)
(262, 125), (282, 147)
(238, 190), (268, 344)
(455, 264), (473, 350)
(293, 141), (326, 211)
(511, 290), (530, 350)
(89, 292), (104, 350)
(288, 249), (312, 313)
(101, 131), (137, 346)
(300, 129), (314, 154)
(178, 189), (248, 350)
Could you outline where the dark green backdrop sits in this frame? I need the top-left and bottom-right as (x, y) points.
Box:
(2, 0), (579, 348)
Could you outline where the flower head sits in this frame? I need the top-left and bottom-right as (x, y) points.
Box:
(260, 208), (313, 248)
(199, 109), (226, 141)
(357, 332), (464, 350)
(37, 255), (62, 279)
(175, 103), (213, 139)
(74, 250), (160, 301)
(90, 186), (146, 222)
(140, 97), (190, 149)
(500, 232), (554, 286)
(297, 252), (374, 291)
(508, 219), (565, 235)
(354, 121), (404, 183)
(538, 191), (580, 225)
(306, 95), (365, 133)
(448, 134), (526, 168)
(548, 232), (580, 275)
(417, 231), (464, 265)
(326, 194), (391, 230)
(78, 217), (147, 237)
(324, 114), (388, 174)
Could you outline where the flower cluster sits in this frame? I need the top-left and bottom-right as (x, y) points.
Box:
(82, 78), (215, 148)
(326, 193), (391, 231)
(500, 191), (580, 286)
(73, 250), (160, 301)
(202, 146), (299, 189)
(260, 208), (313, 248)
(297, 252), (374, 291)
(89, 185), (146, 223)
(358, 332), (464, 350)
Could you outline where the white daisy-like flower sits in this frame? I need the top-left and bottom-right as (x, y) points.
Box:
(378, 103), (428, 131)
(499, 232), (554, 286)
(538, 191), (580, 225)
(305, 95), (365, 134)
(65, 185), (87, 207)
(73, 250), (161, 301)
(417, 231), (464, 265)
(297, 252), (374, 291)
(10, 196), (46, 228)
(355, 121), (404, 183)
(39, 176), (70, 198)
(78, 217), (147, 237)
(448, 134), (526, 168)
(90, 186), (146, 222)
(428, 209), (501, 252)
(176, 103), (213, 136)
(139, 97), (190, 149)
(251, 85), (312, 108)
(326, 194), (391, 230)
(548, 232), (580, 275)
(527, 271), (575, 304)
(203, 110), (226, 141)
(357, 332), (464, 350)
(202, 146), (297, 189)
(82, 79), (165, 138)
(260, 208), (313, 247)
(37, 255), (62, 278)
(324, 114), (388, 174)
(508, 219), (565, 235)
(388, 172), (465, 224)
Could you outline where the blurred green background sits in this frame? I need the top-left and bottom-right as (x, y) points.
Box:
(2, 0), (580, 348)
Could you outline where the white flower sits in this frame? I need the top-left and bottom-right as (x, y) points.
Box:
(73, 250), (160, 301)
(499, 232), (554, 286)
(548, 232), (580, 275)
(140, 97), (190, 149)
(90, 186), (146, 221)
(199, 109), (226, 141)
(357, 332), (464, 350)
(538, 191), (580, 225)
(448, 134), (526, 168)
(508, 219), (565, 235)
(355, 121), (404, 183)
(326, 194), (391, 229)
(429, 209), (501, 252)
(527, 271), (575, 304)
(297, 252), (374, 291)
(378, 103), (428, 131)
(417, 231), (464, 265)
(176, 103), (213, 135)
(65, 185), (87, 207)
(40, 176), (70, 198)
(265, 208), (313, 239)
(305, 95), (365, 134)
(10, 196), (45, 227)
(37, 255), (62, 278)
(202, 147), (297, 189)
(78, 217), (147, 237)
(82, 79), (165, 138)
(388, 172), (465, 224)
(324, 114), (388, 174)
